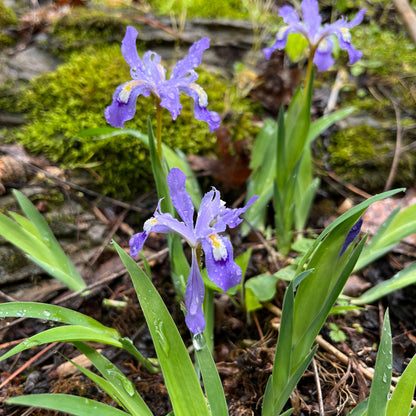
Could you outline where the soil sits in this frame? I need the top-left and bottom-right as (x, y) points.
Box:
(0, 1), (416, 415)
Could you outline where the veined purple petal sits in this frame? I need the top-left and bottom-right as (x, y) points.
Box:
(301, 0), (321, 37)
(279, 5), (300, 25)
(185, 250), (206, 334)
(195, 188), (222, 236)
(142, 51), (166, 85)
(313, 37), (334, 71)
(263, 25), (304, 59)
(121, 26), (144, 72)
(180, 84), (221, 132)
(202, 236), (241, 292)
(215, 195), (258, 232)
(347, 8), (367, 28)
(167, 168), (195, 228)
(159, 85), (182, 120)
(171, 37), (210, 80)
(104, 82), (151, 128)
(129, 231), (148, 258)
(340, 218), (363, 256)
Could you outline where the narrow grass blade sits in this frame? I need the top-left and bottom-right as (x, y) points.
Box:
(6, 394), (129, 416)
(355, 203), (416, 270)
(352, 262), (416, 305)
(296, 188), (404, 272)
(306, 107), (355, 146)
(195, 339), (228, 416)
(115, 242), (211, 416)
(13, 190), (85, 288)
(386, 352), (416, 416)
(0, 302), (119, 338)
(0, 326), (126, 362)
(367, 311), (392, 416)
(347, 398), (368, 416)
(72, 342), (153, 416)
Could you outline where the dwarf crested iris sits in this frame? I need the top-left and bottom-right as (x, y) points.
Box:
(129, 168), (257, 334)
(264, 0), (366, 71)
(105, 26), (221, 131)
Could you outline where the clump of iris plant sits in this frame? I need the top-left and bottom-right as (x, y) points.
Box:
(264, 0), (366, 85)
(105, 26), (221, 159)
(129, 167), (257, 335)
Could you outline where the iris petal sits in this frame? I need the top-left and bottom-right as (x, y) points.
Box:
(184, 250), (206, 334)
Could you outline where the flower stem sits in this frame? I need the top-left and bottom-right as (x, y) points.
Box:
(303, 46), (316, 98)
(155, 99), (163, 161)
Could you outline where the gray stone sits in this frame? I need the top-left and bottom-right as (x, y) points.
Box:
(8, 46), (58, 81)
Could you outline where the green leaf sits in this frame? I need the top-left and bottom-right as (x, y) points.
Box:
(306, 107), (356, 147)
(367, 311), (392, 416)
(386, 352), (416, 416)
(355, 203), (416, 270)
(285, 33), (308, 62)
(115, 242), (211, 416)
(0, 191), (85, 292)
(347, 398), (368, 416)
(352, 262), (416, 305)
(0, 326), (125, 362)
(6, 394), (129, 416)
(195, 337), (228, 416)
(245, 274), (278, 312)
(0, 302), (119, 337)
(296, 188), (405, 273)
(73, 342), (153, 416)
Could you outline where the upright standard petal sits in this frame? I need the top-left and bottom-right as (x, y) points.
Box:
(301, 0), (321, 37)
(171, 37), (210, 80)
(121, 26), (144, 72)
(185, 250), (206, 334)
(167, 168), (195, 228)
(202, 236), (242, 292)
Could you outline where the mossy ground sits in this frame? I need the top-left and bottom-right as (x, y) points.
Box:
(3, 38), (258, 198)
(326, 19), (416, 192)
(0, 0), (18, 48)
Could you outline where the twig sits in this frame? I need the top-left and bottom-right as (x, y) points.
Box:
(0, 147), (144, 213)
(384, 98), (403, 191)
(0, 342), (58, 390)
(52, 246), (170, 304)
(0, 289), (18, 302)
(267, 306), (416, 407)
(392, 0), (416, 46)
(312, 357), (325, 416)
(325, 171), (372, 199)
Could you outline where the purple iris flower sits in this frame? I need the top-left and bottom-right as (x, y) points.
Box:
(264, 0), (366, 72)
(105, 26), (221, 132)
(129, 168), (258, 334)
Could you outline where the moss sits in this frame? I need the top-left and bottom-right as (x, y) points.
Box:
(47, 7), (133, 58)
(5, 44), (257, 198)
(151, 0), (249, 19)
(0, 0), (17, 48)
(328, 126), (415, 192)
(0, 0), (17, 28)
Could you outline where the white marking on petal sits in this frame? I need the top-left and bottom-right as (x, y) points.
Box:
(277, 26), (288, 41)
(143, 217), (157, 233)
(118, 80), (144, 103)
(318, 38), (330, 52)
(189, 83), (208, 107)
(208, 234), (227, 261)
(340, 27), (351, 43)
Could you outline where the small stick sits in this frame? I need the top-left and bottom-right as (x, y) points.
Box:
(0, 342), (58, 390)
(312, 357), (325, 416)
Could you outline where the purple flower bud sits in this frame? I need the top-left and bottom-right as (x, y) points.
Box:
(340, 218), (363, 256)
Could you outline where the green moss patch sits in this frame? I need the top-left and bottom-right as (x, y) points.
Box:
(5, 42), (257, 198)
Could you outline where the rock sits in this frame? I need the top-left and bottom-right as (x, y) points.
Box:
(7, 45), (59, 81)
